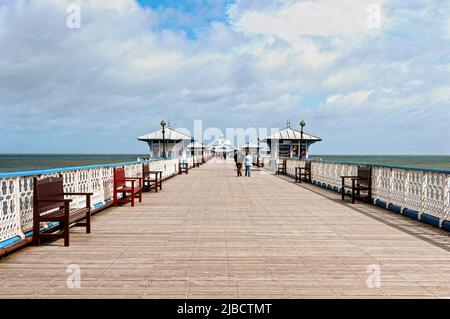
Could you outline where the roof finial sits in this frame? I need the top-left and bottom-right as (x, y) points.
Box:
(287, 120), (291, 129)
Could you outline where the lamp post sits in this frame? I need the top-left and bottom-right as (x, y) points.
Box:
(201, 143), (205, 164)
(191, 137), (195, 165)
(160, 120), (167, 159)
(300, 120), (306, 159)
(257, 138), (261, 166)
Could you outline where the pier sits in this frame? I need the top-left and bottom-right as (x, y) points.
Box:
(1, 160), (450, 298)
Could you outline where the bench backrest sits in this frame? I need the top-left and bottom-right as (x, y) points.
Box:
(357, 166), (372, 187)
(142, 163), (150, 178)
(114, 167), (126, 188)
(305, 161), (312, 171)
(33, 176), (65, 213)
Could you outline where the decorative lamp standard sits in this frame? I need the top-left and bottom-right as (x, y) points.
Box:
(201, 143), (205, 164)
(257, 138), (261, 166)
(191, 137), (195, 165)
(160, 120), (167, 159)
(300, 120), (306, 159)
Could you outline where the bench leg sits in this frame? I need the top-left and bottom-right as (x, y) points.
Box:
(63, 223), (70, 247)
(86, 212), (91, 234)
(352, 180), (356, 204)
(139, 189), (142, 203)
(33, 212), (40, 246)
(341, 179), (345, 200)
(113, 189), (117, 207)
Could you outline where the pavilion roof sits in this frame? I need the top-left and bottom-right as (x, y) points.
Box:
(138, 128), (192, 142)
(261, 128), (321, 142)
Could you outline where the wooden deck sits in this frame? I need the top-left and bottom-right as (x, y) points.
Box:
(1, 161), (450, 299)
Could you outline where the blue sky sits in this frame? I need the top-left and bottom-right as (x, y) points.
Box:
(0, 0), (449, 155)
(137, 0), (233, 38)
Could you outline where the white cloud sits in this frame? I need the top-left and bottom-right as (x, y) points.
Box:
(326, 90), (372, 106)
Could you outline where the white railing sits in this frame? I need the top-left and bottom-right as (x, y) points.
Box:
(0, 159), (181, 245)
(267, 158), (450, 225)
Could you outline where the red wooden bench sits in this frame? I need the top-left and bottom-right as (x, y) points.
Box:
(33, 176), (92, 247)
(113, 167), (142, 207)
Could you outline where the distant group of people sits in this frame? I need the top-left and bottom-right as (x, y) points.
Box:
(234, 150), (253, 177)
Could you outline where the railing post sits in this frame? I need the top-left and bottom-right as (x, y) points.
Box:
(444, 174), (450, 222)
(403, 170), (410, 211)
(420, 171), (427, 219)
(13, 178), (25, 240)
(388, 168), (394, 205)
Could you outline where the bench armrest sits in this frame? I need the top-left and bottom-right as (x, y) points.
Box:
(64, 192), (93, 196)
(37, 199), (72, 203)
(351, 177), (370, 181)
(125, 178), (142, 188)
(341, 175), (357, 179)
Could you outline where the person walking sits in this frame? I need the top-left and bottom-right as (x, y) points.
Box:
(244, 151), (253, 177)
(236, 151), (243, 176)
(234, 150), (242, 177)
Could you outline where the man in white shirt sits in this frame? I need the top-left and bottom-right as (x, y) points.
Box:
(244, 151), (253, 177)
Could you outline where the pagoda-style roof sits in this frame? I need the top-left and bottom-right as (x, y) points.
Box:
(261, 128), (321, 142)
(138, 128), (192, 142)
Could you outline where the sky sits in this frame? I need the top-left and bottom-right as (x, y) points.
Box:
(0, 0), (449, 155)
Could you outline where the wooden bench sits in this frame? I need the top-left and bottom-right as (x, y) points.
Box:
(341, 166), (372, 204)
(142, 163), (162, 193)
(295, 161), (312, 183)
(276, 159), (287, 175)
(33, 176), (92, 247)
(253, 157), (264, 168)
(193, 158), (202, 168)
(179, 162), (189, 175)
(113, 167), (142, 207)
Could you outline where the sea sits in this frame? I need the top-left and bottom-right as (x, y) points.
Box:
(0, 154), (449, 174)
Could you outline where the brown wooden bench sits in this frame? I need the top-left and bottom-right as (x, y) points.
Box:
(142, 163), (162, 193)
(253, 157), (264, 168)
(179, 162), (189, 175)
(193, 158), (201, 168)
(276, 159), (287, 175)
(33, 176), (92, 247)
(295, 161), (312, 183)
(341, 166), (372, 204)
(113, 167), (142, 207)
